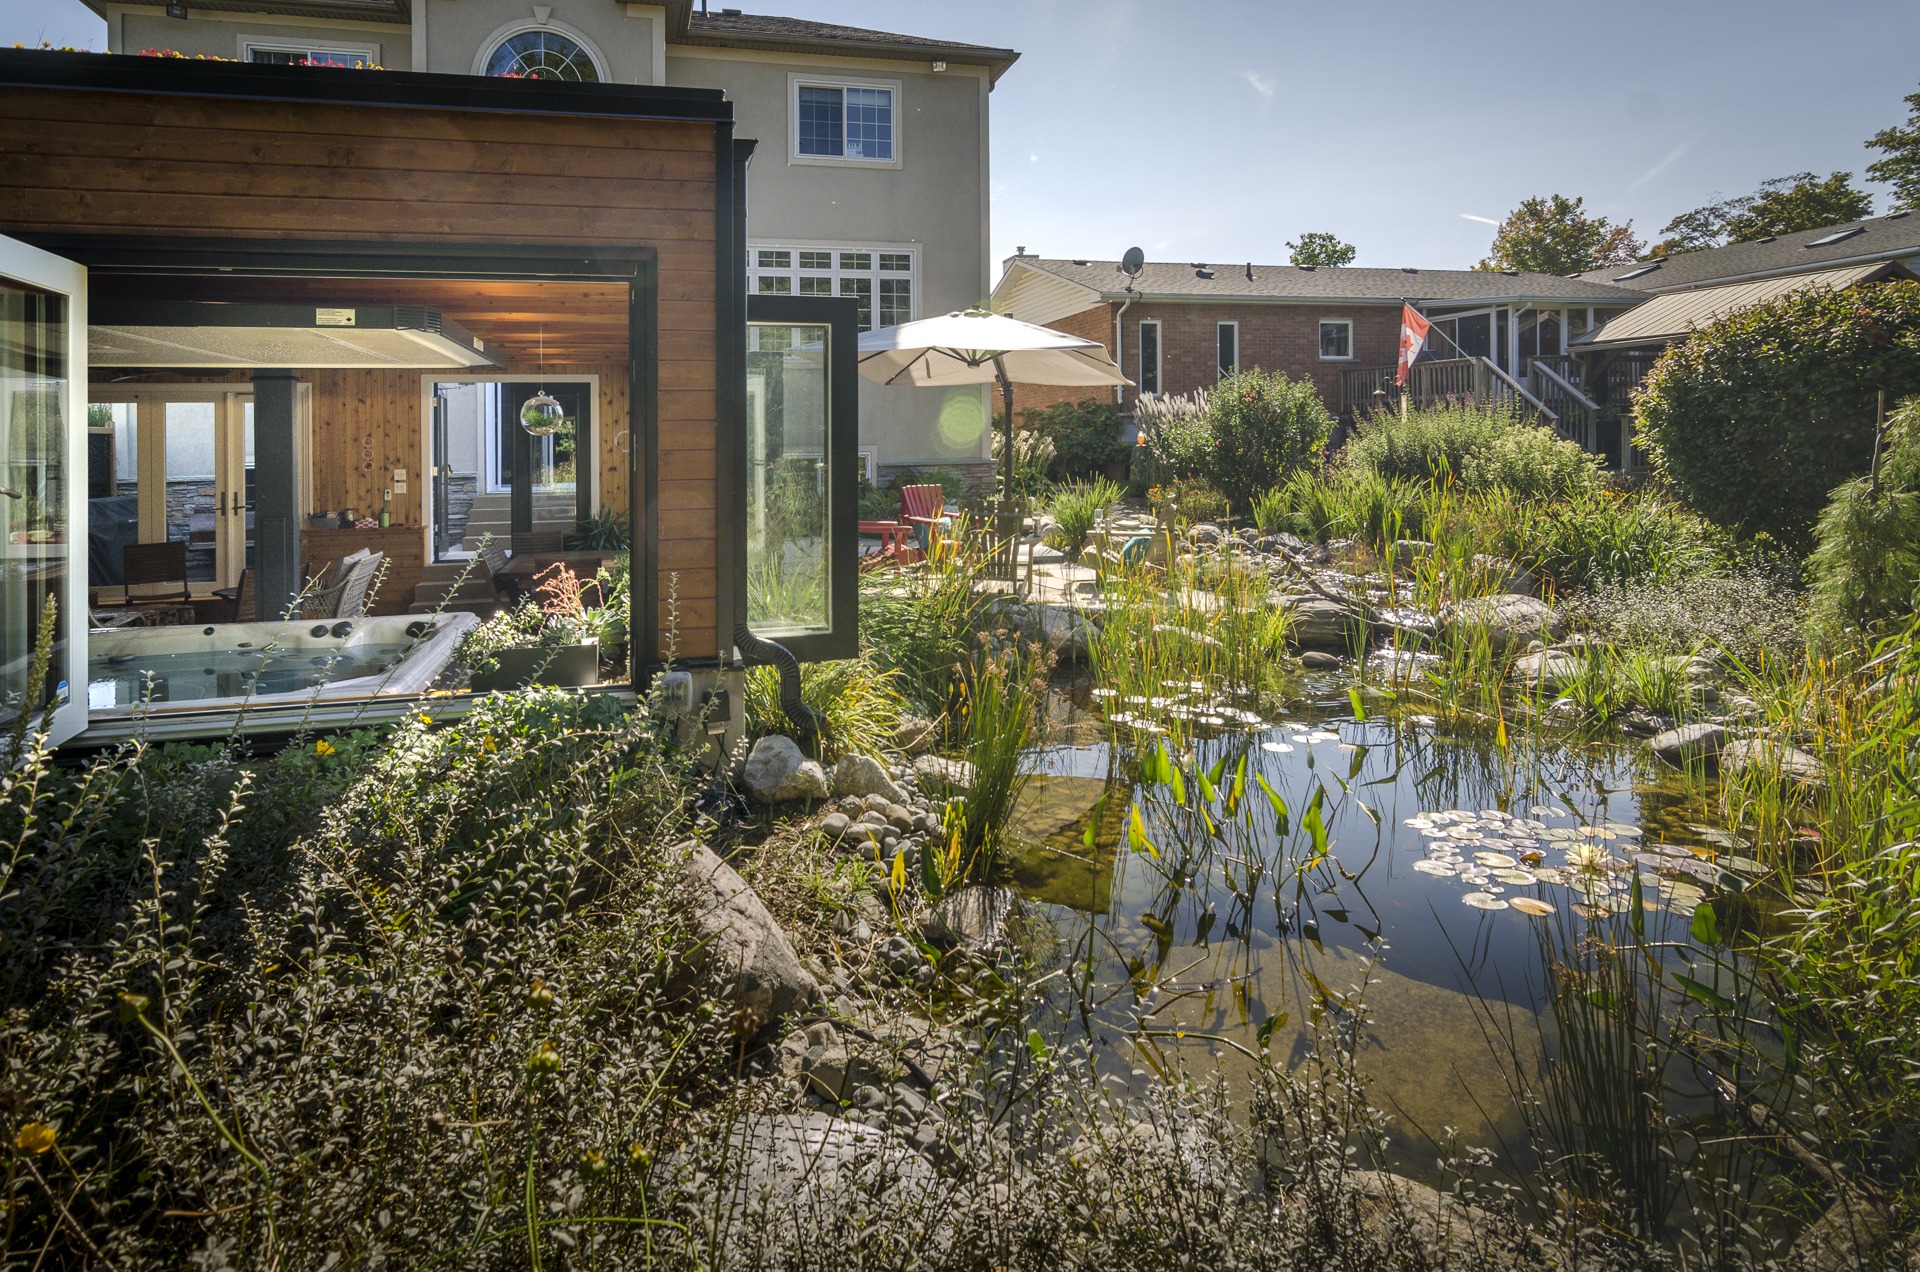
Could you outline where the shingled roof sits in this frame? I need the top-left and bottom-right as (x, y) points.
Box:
(997, 258), (1649, 309)
(679, 11), (1020, 82)
(1569, 211), (1920, 293)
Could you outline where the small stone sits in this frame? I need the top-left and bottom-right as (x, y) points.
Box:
(894, 716), (937, 754)
(863, 793), (893, 813)
(1298, 650), (1342, 670)
(836, 796), (865, 817)
(858, 810), (890, 828)
(1650, 722), (1728, 767)
(884, 803), (917, 832)
(877, 934), (921, 977)
(819, 812), (852, 840)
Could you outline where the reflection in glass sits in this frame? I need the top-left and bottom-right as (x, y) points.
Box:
(746, 324), (830, 635)
(0, 281), (69, 723)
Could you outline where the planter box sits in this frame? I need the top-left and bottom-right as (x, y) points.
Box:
(468, 641), (600, 693)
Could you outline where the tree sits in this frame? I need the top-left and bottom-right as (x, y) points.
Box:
(1634, 280), (1920, 550)
(1474, 195), (1643, 275)
(1286, 231), (1356, 267)
(1653, 172), (1874, 255)
(1866, 82), (1920, 212)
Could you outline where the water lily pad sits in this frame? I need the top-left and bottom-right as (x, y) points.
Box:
(1589, 893), (1631, 913)
(1473, 851), (1517, 868)
(1447, 827), (1485, 841)
(1606, 823), (1643, 838)
(1462, 892), (1510, 911)
(1529, 805), (1566, 818)
(1534, 867), (1567, 885)
(1492, 868), (1538, 885)
(1260, 741), (1296, 753)
(1509, 897), (1556, 917)
(1412, 860), (1457, 876)
(1723, 855), (1768, 876)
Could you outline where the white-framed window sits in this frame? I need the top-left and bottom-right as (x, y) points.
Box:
(1318, 319), (1353, 360)
(790, 74), (901, 167)
(1138, 319), (1162, 395)
(239, 36), (380, 67)
(477, 26), (605, 81)
(1216, 321), (1238, 379)
(749, 245), (915, 332)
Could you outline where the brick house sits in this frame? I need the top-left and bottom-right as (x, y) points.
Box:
(989, 255), (1646, 426)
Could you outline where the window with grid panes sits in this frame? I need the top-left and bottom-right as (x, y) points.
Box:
(795, 82), (895, 161)
(749, 247), (915, 332)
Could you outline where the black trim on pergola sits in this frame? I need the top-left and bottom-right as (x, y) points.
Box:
(0, 47), (730, 123)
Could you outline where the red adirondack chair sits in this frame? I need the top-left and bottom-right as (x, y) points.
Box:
(899, 484), (951, 552)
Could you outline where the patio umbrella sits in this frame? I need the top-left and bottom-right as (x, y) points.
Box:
(857, 309), (1131, 498)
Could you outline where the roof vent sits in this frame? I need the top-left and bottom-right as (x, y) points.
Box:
(1296, 264), (1316, 272)
(1612, 263), (1662, 281)
(1887, 210), (1912, 220)
(1500, 268), (1519, 276)
(1805, 226), (1866, 247)
(1071, 259), (1089, 266)
(1195, 268), (1215, 280)
(1401, 266), (1418, 273)
(1755, 235), (1776, 243)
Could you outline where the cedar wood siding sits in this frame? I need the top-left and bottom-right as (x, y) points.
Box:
(0, 76), (725, 658)
(1009, 301), (1401, 421)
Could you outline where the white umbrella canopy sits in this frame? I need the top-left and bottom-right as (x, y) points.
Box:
(858, 309), (1130, 496)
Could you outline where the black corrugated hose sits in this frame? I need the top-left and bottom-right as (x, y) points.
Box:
(734, 622), (824, 746)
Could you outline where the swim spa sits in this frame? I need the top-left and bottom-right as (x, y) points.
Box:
(87, 613), (477, 714)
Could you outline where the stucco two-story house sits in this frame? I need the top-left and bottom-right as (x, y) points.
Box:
(87, 0), (1018, 488)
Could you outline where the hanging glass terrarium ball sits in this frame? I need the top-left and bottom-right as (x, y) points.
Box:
(520, 391), (566, 437)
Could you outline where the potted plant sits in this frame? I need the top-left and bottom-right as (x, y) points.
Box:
(459, 602), (600, 692)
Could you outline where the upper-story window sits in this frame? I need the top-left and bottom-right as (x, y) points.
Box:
(1318, 319), (1353, 360)
(750, 247), (914, 331)
(484, 30), (602, 81)
(792, 76), (900, 166)
(1138, 320), (1161, 394)
(241, 39), (378, 67)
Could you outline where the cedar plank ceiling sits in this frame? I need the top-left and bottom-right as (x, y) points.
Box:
(0, 80), (725, 658)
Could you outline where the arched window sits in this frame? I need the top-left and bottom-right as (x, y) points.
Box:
(485, 30), (601, 81)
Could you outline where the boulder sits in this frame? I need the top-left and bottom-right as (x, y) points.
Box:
(673, 841), (818, 1027)
(832, 753), (905, 804)
(1029, 602), (1096, 662)
(1298, 649), (1343, 671)
(912, 754), (975, 797)
(1392, 539), (1434, 570)
(1721, 737), (1825, 788)
(742, 735), (829, 804)
(1441, 593), (1559, 653)
(1509, 647), (1580, 691)
(1186, 522), (1225, 547)
(1283, 596), (1368, 653)
(922, 884), (1020, 950)
(1471, 553), (1536, 595)
(894, 716), (937, 754)
(1649, 722), (1728, 767)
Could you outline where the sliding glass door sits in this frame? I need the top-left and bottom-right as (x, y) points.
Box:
(0, 235), (87, 745)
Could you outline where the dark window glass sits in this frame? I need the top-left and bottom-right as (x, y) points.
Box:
(1318, 321), (1351, 359)
(840, 277), (873, 330)
(797, 85), (844, 157)
(1217, 323), (1237, 378)
(1139, 322), (1160, 394)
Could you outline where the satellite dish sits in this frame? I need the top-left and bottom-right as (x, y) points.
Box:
(1119, 246), (1145, 278)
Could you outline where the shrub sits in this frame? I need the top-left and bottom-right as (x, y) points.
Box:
(1501, 487), (1729, 590)
(1149, 478), (1231, 527)
(1634, 279), (1920, 549)
(1341, 401), (1600, 498)
(1043, 477), (1124, 557)
(1018, 397), (1126, 481)
(1560, 567), (1806, 665)
(1805, 395), (1920, 636)
(859, 476), (902, 520)
(1130, 389), (1213, 491)
(1203, 369), (1334, 508)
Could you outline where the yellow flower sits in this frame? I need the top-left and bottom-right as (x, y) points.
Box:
(416, 712), (433, 727)
(16, 1122), (55, 1154)
(482, 735), (497, 753)
(314, 739), (334, 756)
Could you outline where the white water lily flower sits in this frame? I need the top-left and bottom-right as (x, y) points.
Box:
(1565, 843), (1610, 872)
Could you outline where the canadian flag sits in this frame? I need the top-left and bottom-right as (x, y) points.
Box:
(1396, 304), (1431, 386)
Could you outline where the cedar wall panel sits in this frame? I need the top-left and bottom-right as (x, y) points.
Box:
(0, 83), (724, 659)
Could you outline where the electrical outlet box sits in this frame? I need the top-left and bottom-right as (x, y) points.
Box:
(658, 670), (694, 715)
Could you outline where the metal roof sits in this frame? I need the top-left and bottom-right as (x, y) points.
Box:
(996, 257), (1650, 309)
(678, 12), (1020, 82)
(1571, 262), (1902, 351)
(1570, 212), (1920, 293)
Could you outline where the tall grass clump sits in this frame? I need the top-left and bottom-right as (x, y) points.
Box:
(745, 652), (908, 761)
(1805, 396), (1920, 640)
(942, 638), (1046, 879)
(1044, 476), (1126, 558)
(1341, 401), (1600, 498)
(860, 548), (989, 710)
(1130, 388), (1212, 491)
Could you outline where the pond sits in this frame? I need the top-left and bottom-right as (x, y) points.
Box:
(1002, 671), (1762, 1186)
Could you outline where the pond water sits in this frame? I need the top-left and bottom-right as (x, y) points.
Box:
(1004, 674), (1756, 1184)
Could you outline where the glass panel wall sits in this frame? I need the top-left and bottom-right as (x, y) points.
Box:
(0, 280), (70, 725)
(746, 323), (830, 635)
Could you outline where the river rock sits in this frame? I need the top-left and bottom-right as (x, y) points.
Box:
(818, 811), (852, 841)
(1649, 722), (1728, 767)
(912, 754), (975, 797)
(922, 884), (1019, 950)
(1298, 649), (1343, 670)
(832, 753), (905, 804)
(894, 715), (937, 754)
(1472, 553), (1536, 595)
(673, 841), (818, 1028)
(1442, 593), (1559, 652)
(1509, 647), (1579, 691)
(1284, 596), (1367, 653)
(742, 735), (829, 804)
(1392, 539), (1434, 570)
(1187, 523), (1225, 547)
(1721, 737), (1825, 788)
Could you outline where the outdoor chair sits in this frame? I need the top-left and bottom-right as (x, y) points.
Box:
(121, 541), (196, 623)
(512, 528), (567, 557)
(970, 498), (1030, 598)
(211, 568), (255, 623)
(302, 550), (384, 620)
(899, 484), (952, 553)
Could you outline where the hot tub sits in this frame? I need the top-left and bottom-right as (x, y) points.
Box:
(87, 613), (478, 714)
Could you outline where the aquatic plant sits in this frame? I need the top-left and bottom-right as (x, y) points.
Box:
(744, 652), (908, 762)
(943, 637), (1047, 880)
(1043, 477), (1126, 558)
(860, 549), (989, 710)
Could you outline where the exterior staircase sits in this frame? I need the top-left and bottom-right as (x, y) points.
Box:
(410, 488), (580, 614)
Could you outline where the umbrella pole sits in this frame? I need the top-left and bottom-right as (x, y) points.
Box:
(999, 371), (1015, 503)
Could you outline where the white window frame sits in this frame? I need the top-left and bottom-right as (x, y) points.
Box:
(1216, 321), (1239, 380)
(1317, 318), (1354, 361)
(788, 73), (904, 170)
(238, 35), (381, 67)
(747, 243), (917, 332)
(1137, 319), (1162, 395)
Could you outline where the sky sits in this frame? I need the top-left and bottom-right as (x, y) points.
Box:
(8, 0), (1919, 279)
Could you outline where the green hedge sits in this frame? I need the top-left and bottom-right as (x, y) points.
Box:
(1634, 280), (1920, 550)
